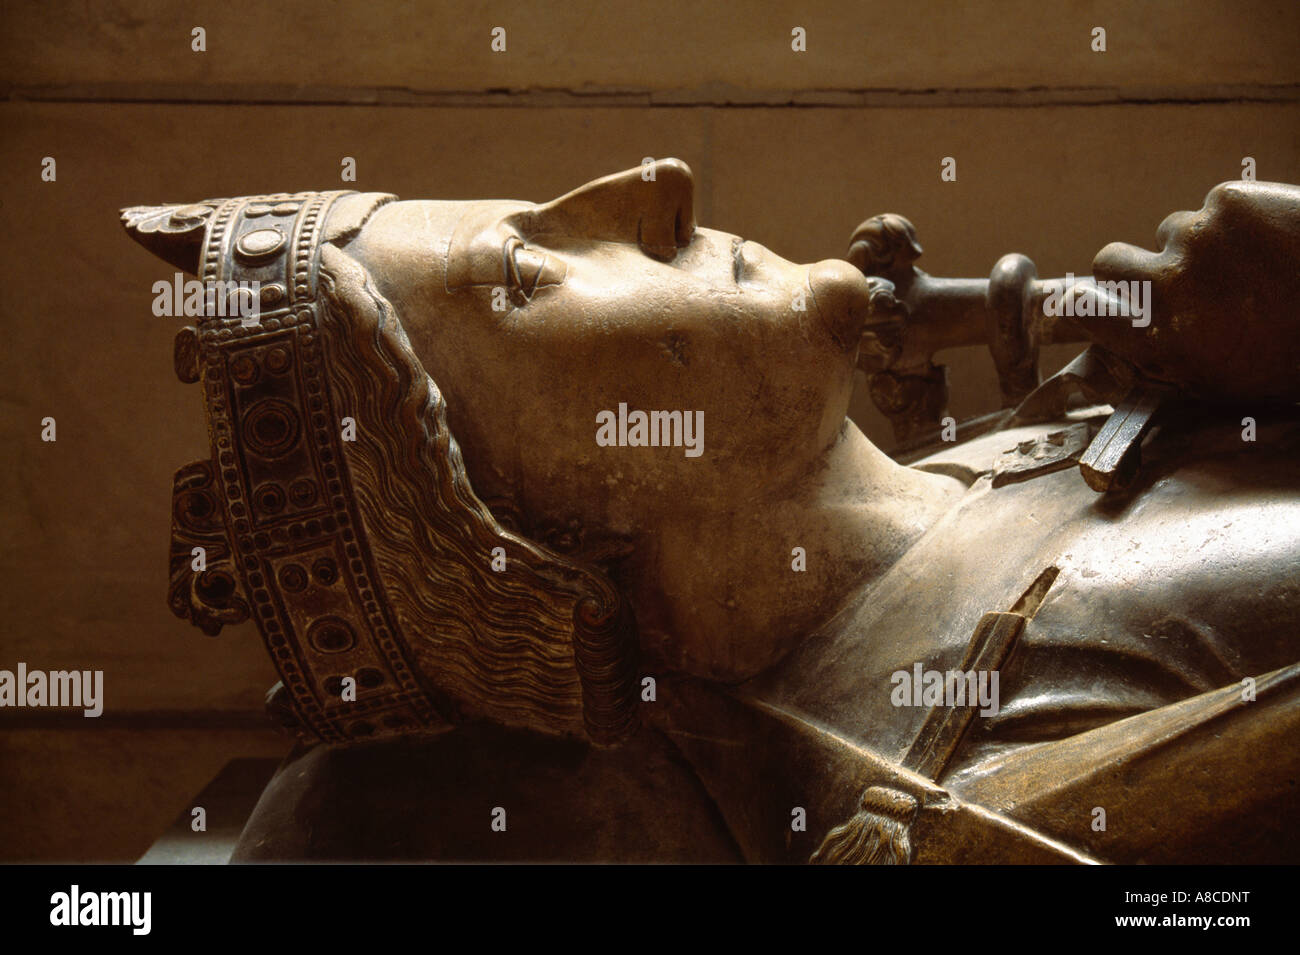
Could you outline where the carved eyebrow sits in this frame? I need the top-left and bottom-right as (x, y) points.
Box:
(501, 206), (544, 239)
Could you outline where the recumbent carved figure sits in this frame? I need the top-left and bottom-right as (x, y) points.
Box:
(123, 163), (1300, 863)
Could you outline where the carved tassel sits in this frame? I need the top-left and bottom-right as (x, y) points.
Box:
(809, 585), (1054, 865)
(810, 786), (919, 865)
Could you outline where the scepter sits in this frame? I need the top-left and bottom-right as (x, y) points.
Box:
(847, 213), (1168, 492)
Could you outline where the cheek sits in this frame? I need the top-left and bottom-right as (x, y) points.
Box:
(668, 288), (852, 455)
(503, 287), (852, 501)
(395, 294), (527, 481)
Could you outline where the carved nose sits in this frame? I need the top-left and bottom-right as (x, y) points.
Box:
(634, 158), (697, 259)
(535, 157), (697, 259)
(809, 259), (874, 351)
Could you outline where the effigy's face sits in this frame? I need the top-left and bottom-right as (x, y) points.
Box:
(345, 160), (874, 524)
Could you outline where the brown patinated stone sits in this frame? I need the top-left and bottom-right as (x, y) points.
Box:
(124, 164), (1300, 863)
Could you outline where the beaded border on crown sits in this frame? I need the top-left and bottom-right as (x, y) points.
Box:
(168, 191), (451, 742)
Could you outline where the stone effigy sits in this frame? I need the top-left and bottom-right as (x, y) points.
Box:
(123, 161), (1300, 863)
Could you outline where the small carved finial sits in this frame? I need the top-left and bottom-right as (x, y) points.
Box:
(120, 202), (216, 274)
(847, 213), (923, 287)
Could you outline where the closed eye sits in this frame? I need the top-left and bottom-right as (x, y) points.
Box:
(502, 236), (548, 303)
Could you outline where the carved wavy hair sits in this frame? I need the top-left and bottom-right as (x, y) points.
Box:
(314, 242), (639, 745)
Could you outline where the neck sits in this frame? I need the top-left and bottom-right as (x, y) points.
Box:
(628, 421), (965, 682)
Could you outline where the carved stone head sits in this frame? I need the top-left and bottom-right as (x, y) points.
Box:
(123, 160), (882, 745)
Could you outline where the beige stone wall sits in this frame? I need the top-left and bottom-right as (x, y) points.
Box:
(1, 0), (1297, 860)
(6, 1), (1297, 92)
